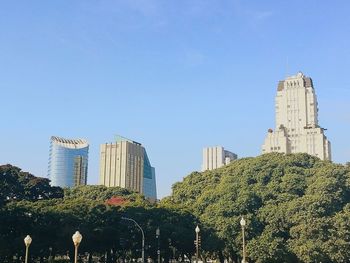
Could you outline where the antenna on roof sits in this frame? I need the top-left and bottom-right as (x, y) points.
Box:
(285, 56), (289, 78)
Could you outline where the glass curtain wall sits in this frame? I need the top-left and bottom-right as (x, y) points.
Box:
(48, 136), (89, 188)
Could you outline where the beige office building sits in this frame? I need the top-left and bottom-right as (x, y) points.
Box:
(262, 72), (331, 161)
(202, 146), (237, 171)
(100, 139), (144, 193)
(99, 136), (157, 199)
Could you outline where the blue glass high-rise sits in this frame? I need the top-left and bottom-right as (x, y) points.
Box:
(143, 149), (157, 200)
(48, 136), (89, 187)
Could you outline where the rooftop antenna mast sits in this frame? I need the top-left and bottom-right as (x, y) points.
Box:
(285, 56), (289, 78)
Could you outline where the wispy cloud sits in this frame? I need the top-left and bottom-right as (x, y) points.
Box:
(123, 0), (159, 17)
(244, 9), (274, 28)
(183, 48), (206, 67)
(230, 0), (274, 26)
(253, 10), (274, 21)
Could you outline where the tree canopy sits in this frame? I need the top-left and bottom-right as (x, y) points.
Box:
(2, 153), (350, 263)
(0, 164), (63, 206)
(162, 153), (350, 263)
(0, 165), (197, 263)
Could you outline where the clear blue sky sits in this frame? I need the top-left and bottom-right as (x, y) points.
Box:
(1, 0), (349, 198)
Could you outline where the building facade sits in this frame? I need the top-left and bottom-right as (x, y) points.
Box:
(202, 146), (237, 171)
(99, 136), (157, 200)
(262, 72), (331, 160)
(48, 136), (89, 187)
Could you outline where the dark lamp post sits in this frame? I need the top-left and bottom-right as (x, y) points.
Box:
(156, 227), (160, 263)
(122, 217), (145, 263)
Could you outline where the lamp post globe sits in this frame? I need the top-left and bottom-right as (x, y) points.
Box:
(240, 217), (246, 227)
(195, 225), (200, 233)
(24, 235), (32, 247)
(72, 231), (82, 246)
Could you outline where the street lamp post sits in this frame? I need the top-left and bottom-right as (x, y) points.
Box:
(122, 217), (145, 263)
(156, 227), (161, 263)
(72, 231), (83, 263)
(240, 217), (247, 263)
(168, 239), (175, 263)
(195, 225), (200, 263)
(49, 247), (53, 263)
(24, 235), (32, 263)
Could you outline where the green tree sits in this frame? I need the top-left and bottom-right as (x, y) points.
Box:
(0, 164), (63, 206)
(2, 154), (350, 263)
(165, 153), (350, 263)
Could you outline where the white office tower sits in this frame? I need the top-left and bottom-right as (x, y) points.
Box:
(202, 146), (238, 171)
(262, 72), (331, 161)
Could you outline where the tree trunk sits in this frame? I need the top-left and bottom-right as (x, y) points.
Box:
(69, 249), (75, 263)
(112, 248), (118, 263)
(218, 251), (225, 263)
(106, 250), (112, 263)
(185, 253), (191, 263)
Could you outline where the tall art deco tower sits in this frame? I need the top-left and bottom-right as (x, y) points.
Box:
(262, 72), (331, 161)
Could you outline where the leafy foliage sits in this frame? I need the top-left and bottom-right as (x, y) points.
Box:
(164, 153), (350, 263)
(0, 164), (63, 206)
(0, 166), (198, 262)
(2, 153), (350, 263)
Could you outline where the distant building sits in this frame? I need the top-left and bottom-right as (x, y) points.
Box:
(202, 146), (237, 171)
(48, 136), (89, 187)
(99, 135), (157, 200)
(262, 72), (331, 160)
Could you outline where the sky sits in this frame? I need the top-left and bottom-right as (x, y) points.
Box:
(1, 0), (349, 198)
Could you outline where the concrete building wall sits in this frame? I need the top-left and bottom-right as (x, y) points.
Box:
(100, 137), (156, 199)
(262, 72), (331, 161)
(99, 140), (144, 194)
(202, 146), (237, 171)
